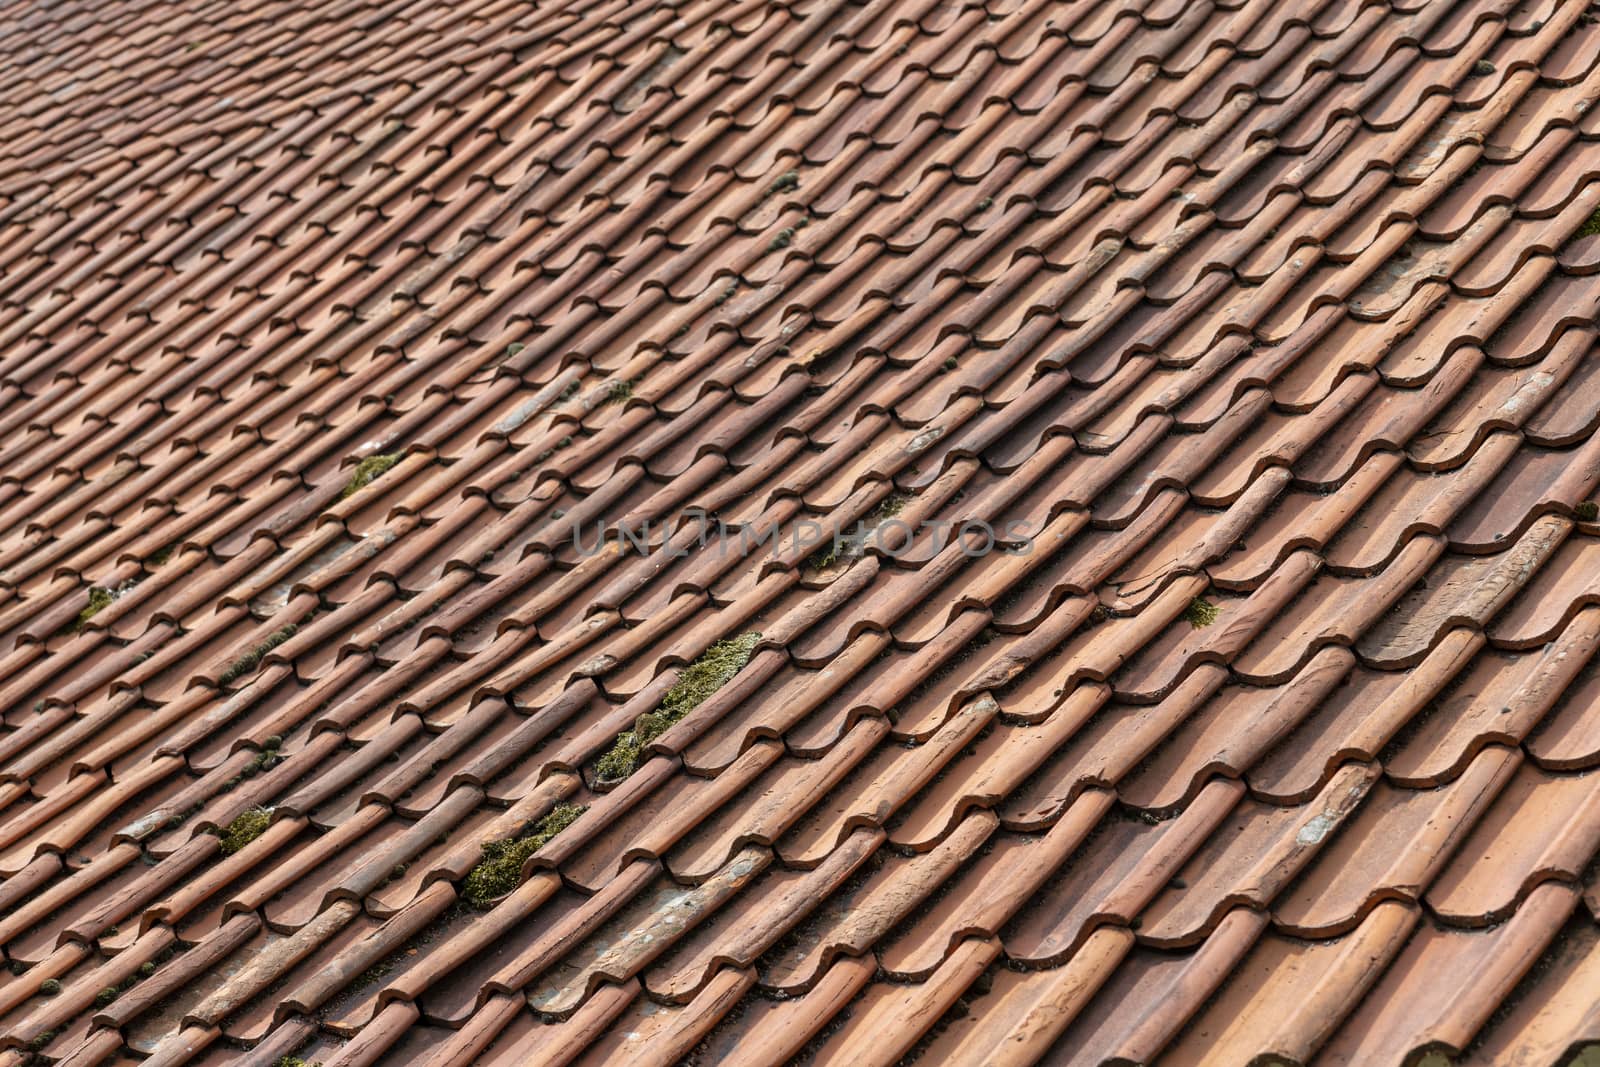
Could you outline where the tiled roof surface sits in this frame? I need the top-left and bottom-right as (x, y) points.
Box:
(3, 0), (1600, 1063)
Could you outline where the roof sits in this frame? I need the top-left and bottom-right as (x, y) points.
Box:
(2, 0), (1600, 1063)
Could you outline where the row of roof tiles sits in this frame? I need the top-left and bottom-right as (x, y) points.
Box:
(4, 0), (1600, 1064)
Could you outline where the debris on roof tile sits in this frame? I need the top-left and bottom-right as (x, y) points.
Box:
(341, 453), (402, 499)
(593, 631), (760, 783)
(4, 0), (1600, 1063)
(217, 807), (273, 855)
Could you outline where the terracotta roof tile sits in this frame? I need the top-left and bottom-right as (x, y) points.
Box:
(4, 0), (1600, 1061)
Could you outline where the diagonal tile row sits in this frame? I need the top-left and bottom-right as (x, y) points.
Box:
(5, 0), (1600, 1064)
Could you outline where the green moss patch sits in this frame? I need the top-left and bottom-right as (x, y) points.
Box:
(218, 807), (271, 855)
(1184, 597), (1220, 629)
(593, 632), (761, 783)
(341, 453), (401, 498)
(1581, 207), (1600, 239)
(809, 493), (911, 572)
(218, 625), (298, 685)
(463, 803), (586, 908)
(1578, 501), (1598, 522)
(606, 378), (636, 404)
(240, 734), (284, 779)
(75, 586), (115, 631)
(807, 543), (838, 572)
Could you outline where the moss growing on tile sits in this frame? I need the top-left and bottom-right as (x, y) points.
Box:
(28, 1030), (55, 1050)
(593, 632), (762, 783)
(606, 378), (635, 404)
(218, 807), (271, 855)
(877, 494), (907, 518)
(243, 744), (282, 776)
(769, 170), (800, 195)
(768, 227), (795, 251)
(1578, 501), (1598, 522)
(74, 586), (115, 631)
(808, 493), (912, 572)
(592, 719), (652, 782)
(807, 543), (839, 572)
(39, 978), (60, 996)
(1581, 206), (1600, 239)
(341, 452), (401, 498)
(277, 1058), (321, 1067)
(1184, 597), (1219, 629)
(462, 803), (587, 908)
(94, 985), (118, 1007)
(218, 624), (298, 685)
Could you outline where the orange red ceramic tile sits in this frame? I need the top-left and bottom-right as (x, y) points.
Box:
(1, 0), (1600, 1063)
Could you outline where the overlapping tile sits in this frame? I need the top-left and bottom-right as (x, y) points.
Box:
(2, 0), (1600, 1063)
